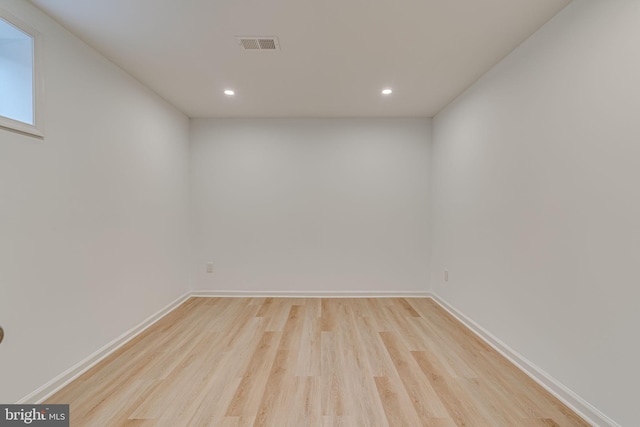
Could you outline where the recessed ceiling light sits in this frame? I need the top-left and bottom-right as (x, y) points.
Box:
(381, 88), (393, 95)
(224, 89), (235, 96)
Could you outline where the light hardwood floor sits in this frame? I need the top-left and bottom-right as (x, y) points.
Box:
(47, 297), (590, 426)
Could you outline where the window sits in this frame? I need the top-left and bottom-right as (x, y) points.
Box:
(0, 9), (42, 137)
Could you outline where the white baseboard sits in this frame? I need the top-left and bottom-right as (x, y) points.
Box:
(17, 292), (192, 404)
(190, 290), (431, 298)
(426, 292), (619, 427)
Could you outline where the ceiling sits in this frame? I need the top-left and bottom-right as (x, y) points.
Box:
(29, 0), (571, 118)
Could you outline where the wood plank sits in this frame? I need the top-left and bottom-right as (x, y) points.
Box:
(225, 331), (281, 417)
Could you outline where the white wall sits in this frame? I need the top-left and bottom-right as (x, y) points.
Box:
(0, 0), (190, 403)
(190, 119), (431, 293)
(431, 1), (640, 425)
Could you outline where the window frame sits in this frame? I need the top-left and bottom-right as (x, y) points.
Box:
(0, 8), (43, 138)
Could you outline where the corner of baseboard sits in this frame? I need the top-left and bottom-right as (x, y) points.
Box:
(428, 292), (619, 427)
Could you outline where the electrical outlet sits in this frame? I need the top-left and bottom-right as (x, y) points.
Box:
(444, 270), (449, 282)
(206, 262), (214, 273)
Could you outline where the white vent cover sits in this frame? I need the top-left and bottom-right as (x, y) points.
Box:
(237, 36), (280, 51)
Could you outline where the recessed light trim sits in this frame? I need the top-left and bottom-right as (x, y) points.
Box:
(381, 88), (393, 95)
(224, 89), (235, 96)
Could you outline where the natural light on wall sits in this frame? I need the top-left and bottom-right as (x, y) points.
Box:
(0, 11), (42, 137)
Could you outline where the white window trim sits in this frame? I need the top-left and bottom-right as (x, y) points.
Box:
(0, 8), (44, 138)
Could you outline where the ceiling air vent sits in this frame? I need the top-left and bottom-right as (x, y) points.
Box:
(237, 36), (280, 51)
